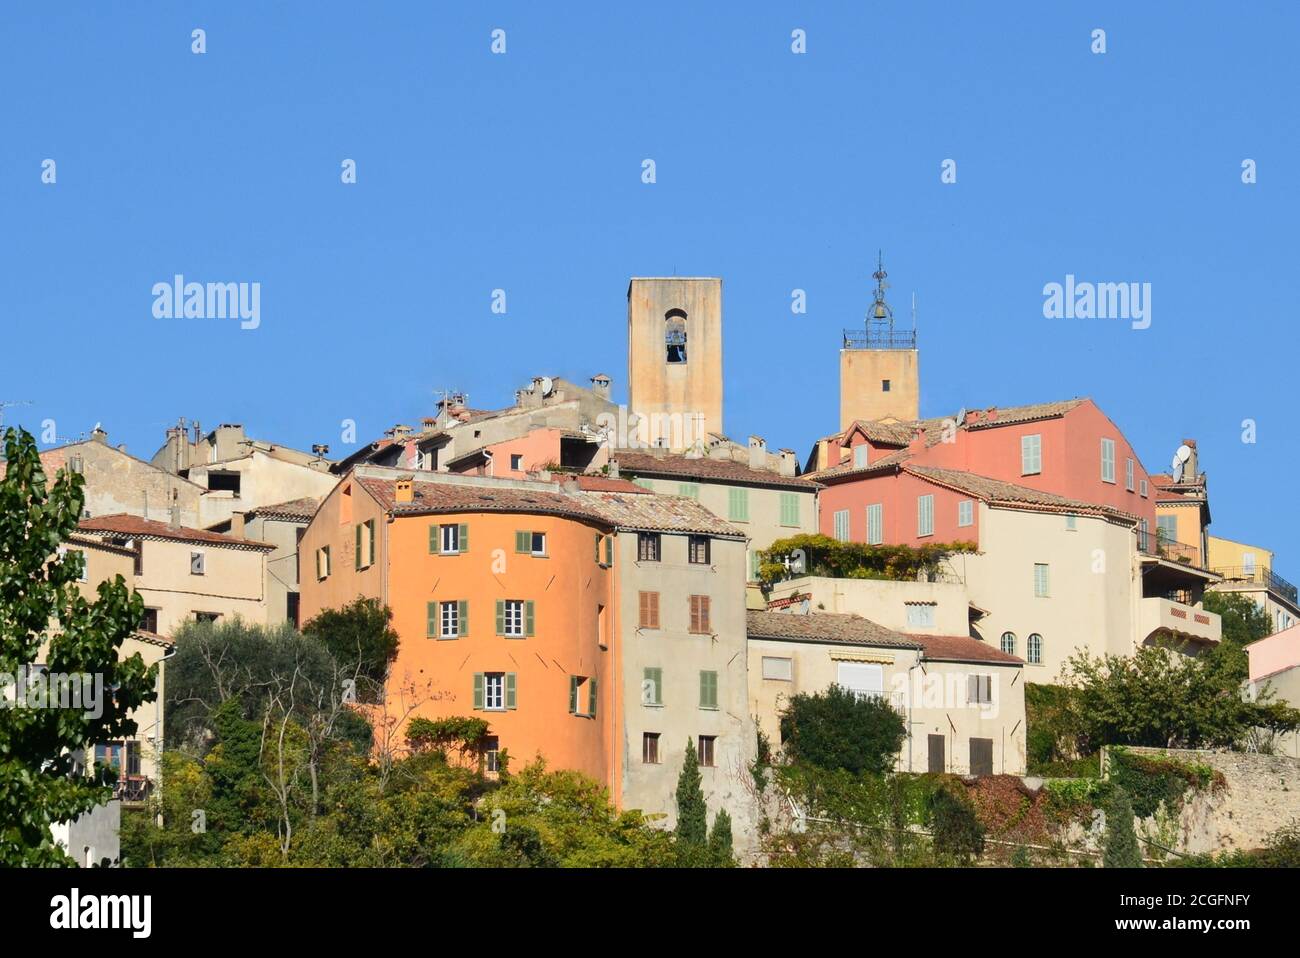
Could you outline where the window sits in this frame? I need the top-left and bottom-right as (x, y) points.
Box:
(140, 608), (159, 633)
(836, 662), (883, 701)
(665, 309), (688, 363)
(1027, 633), (1043, 664)
(1101, 438), (1116, 483)
(967, 674), (993, 705)
(195, 611), (220, 624)
(779, 492), (800, 527)
(1021, 434), (1042, 475)
(833, 509), (850, 542)
(474, 672), (515, 711)
(1156, 515), (1178, 543)
(1138, 518), (1150, 552)
(190, 551), (205, 576)
(436, 523), (468, 555)
(510, 453), (523, 471)
(497, 599), (534, 638)
(747, 549), (761, 583)
(678, 482), (700, 499)
(431, 600), (467, 639)
(761, 656), (793, 681)
(569, 675), (597, 717)
(633, 478), (655, 491)
(699, 670), (718, 709)
(957, 499), (973, 527)
(483, 736), (500, 773)
(881, 379), (891, 392)
(905, 603), (936, 628)
(515, 530), (546, 556)
(697, 735), (716, 768)
(1033, 563), (1050, 597)
(316, 545), (331, 579)
(688, 535), (711, 564)
(1140, 478), (1148, 498)
(638, 591), (660, 629)
(728, 487), (749, 522)
(637, 532), (661, 562)
(689, 595), (711, 634)
(643, 732), (661, 764)
(853, 445), (869, 468)
(595, 533), (614, 566)
(1000, 631), (1016, 655)
(1065, 514), (1077, 531)
(597, 603), (607, 649)
(917, 494), (934, 537)
(1125, 458), (1135, 491)
(970, 738), (994, 777)
(642, 667), (662, 706)
(355, 519), (375, 569)
(866, 503), (883, 545)
(1243, 552), (1256, 575)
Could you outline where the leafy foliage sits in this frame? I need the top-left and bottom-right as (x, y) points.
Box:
(0, 426), (158, 866)
(779, 684), (906, 776)
(928, 783), (985, 864)
(301, 597), (399, 700)
(1102, 787), (1143, 868)
(674, 738), (707, 848)
(405, 716), (490, 761)
(757, 533), (977, 589)
(1202, 591), (1273, 683)
(1106, 747), (1221, 819)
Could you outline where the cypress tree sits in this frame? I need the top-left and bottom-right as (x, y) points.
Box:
(708, 808), (735, 866)
(674, 738), (707, 846)
(1102, 787), (1143, 868)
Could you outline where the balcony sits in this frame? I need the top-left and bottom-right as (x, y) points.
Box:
(1211, 566), (1298, 606)
(1138, 596), (1221, 647)
(843, 327), (917, 350)
(1136, 530), (1200, 567)
(112, 775), (152, 804)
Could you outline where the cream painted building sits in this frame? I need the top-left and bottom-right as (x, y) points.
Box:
(235, 497), (320, 627)
(1245, 626), (1300, 758)
(606, 502), (757, 843)
(611, 443), (820, 604)
(76, 514), (273, 636)
(1208, 534), (1299, 634)
(747, 610), (1025, 776)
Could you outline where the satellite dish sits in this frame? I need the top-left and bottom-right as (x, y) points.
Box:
(955, 407), (967, 427)
(539, 376), (554, 397)
(1170, 444), (1192, 483)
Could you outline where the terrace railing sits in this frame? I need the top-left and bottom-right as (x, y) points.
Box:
(1211, 566), (1299, 605)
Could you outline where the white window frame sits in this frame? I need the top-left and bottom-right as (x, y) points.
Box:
(503, 599), (525, 637)
(957, 499), (973, 528)
(1125, 458), (1135, 491)
(440, 600), (459, 639)
(1000, 632), (1016, 655)
(483, 673), (505, 710)
(906, 603), (936, 628)
(1034, 562), (1050, 598)
(530, 531), (547, 556)
(1027, 633), (1043, 665)
(853, 445), (869, 468)
(1021, 434), (1042, 476)
(440, 523), (459, 554)
(833, 509), (850, 542)
(866, 503), (883, 545)
(917, 494), (934, 537)
(761, 656), (793, 681)
(1101, 438), (1116, 483)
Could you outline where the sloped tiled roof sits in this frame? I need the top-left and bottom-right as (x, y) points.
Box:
(78, 514), (275, 550)
(246, 497), (320, 520)
(570, 475), (649, 494)
(355, 474), (741, 537)
(614, 451), (819, 490)
(903, 465), (1139, 523)
(908, 633), (1023, 665)
(746, 610), (921, 649)
(962, 399), (1085, 430)
(806, 447), (914, 482)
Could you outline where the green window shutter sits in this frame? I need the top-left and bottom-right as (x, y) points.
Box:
(515, 530), (529, 553)
(355, 524), (362, 569)
(368, 520), (375, 565)
(780, 492), (797, 526)
(525, 600), (535, 636)
(458, 522), (469, 552)
(700, 670), (718, 709)
(506, 673), (517, 710)
(429, 524), (438, 553)
(603, 535), (613, 565)
(568, 676), (578, 714)
(588, 676), (597, 717)
(728, 487), (749, 521)
(458, 599), (469, 637)
(645, 667), (662, 705)
(595, 533), (601, 562)
(426, 601), (437, 638)
(495, 600), (505, 636)
(472, 673), (484, 710)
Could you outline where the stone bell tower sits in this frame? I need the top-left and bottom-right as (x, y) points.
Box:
(840, 254), (919, 429)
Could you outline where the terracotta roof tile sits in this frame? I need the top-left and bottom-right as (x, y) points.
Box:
(78, 514), (275, 550)
(903, 465), (1139, 523)
(746, 610), (921, 649)
(614, 451), (818, 490)
(908, 633), (1023, 665)
(246, 497), (320, 520)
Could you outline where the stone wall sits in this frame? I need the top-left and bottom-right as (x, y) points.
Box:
(1114, 746), (1300, 855)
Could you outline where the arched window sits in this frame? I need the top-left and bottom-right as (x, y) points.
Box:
(665, 309), (687, 363)
(1000, 631), (1016, 655)
(1027, 633), (1042, 664)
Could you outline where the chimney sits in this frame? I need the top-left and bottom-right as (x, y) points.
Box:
(908, 429), (926, 454)
(748, 437), (767, 472)
(778, 448), (797, 478)
(117, 443), (128, 454)
(562, 477), (580, 494)
(168, 502), (181, 530)
(395, 476), (414, 504)
(590, 374), (612, 400)
(229, 512), (246, 537)
(985, 406), (998, 422)
(607, 459), (620, 479)
(1182, 438), (1199, 479)
(90, 426), (108, 444)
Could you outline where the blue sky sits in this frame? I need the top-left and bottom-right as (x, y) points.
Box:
(2, 2), (1295, 571)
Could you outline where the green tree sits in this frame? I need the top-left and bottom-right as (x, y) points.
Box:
(928, 785), (984, 864)
(674, 739), (708, 848)
(0, 427), (158, 866)
(708, 808), (735, 866)
(302, 597), (399, 700)
(779, 684), (906, 775)
(1102, 787), (1143, 868)
(1203, 591), (1273, 682)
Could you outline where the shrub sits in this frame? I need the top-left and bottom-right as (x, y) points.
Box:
(778, 684), (906, 776)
